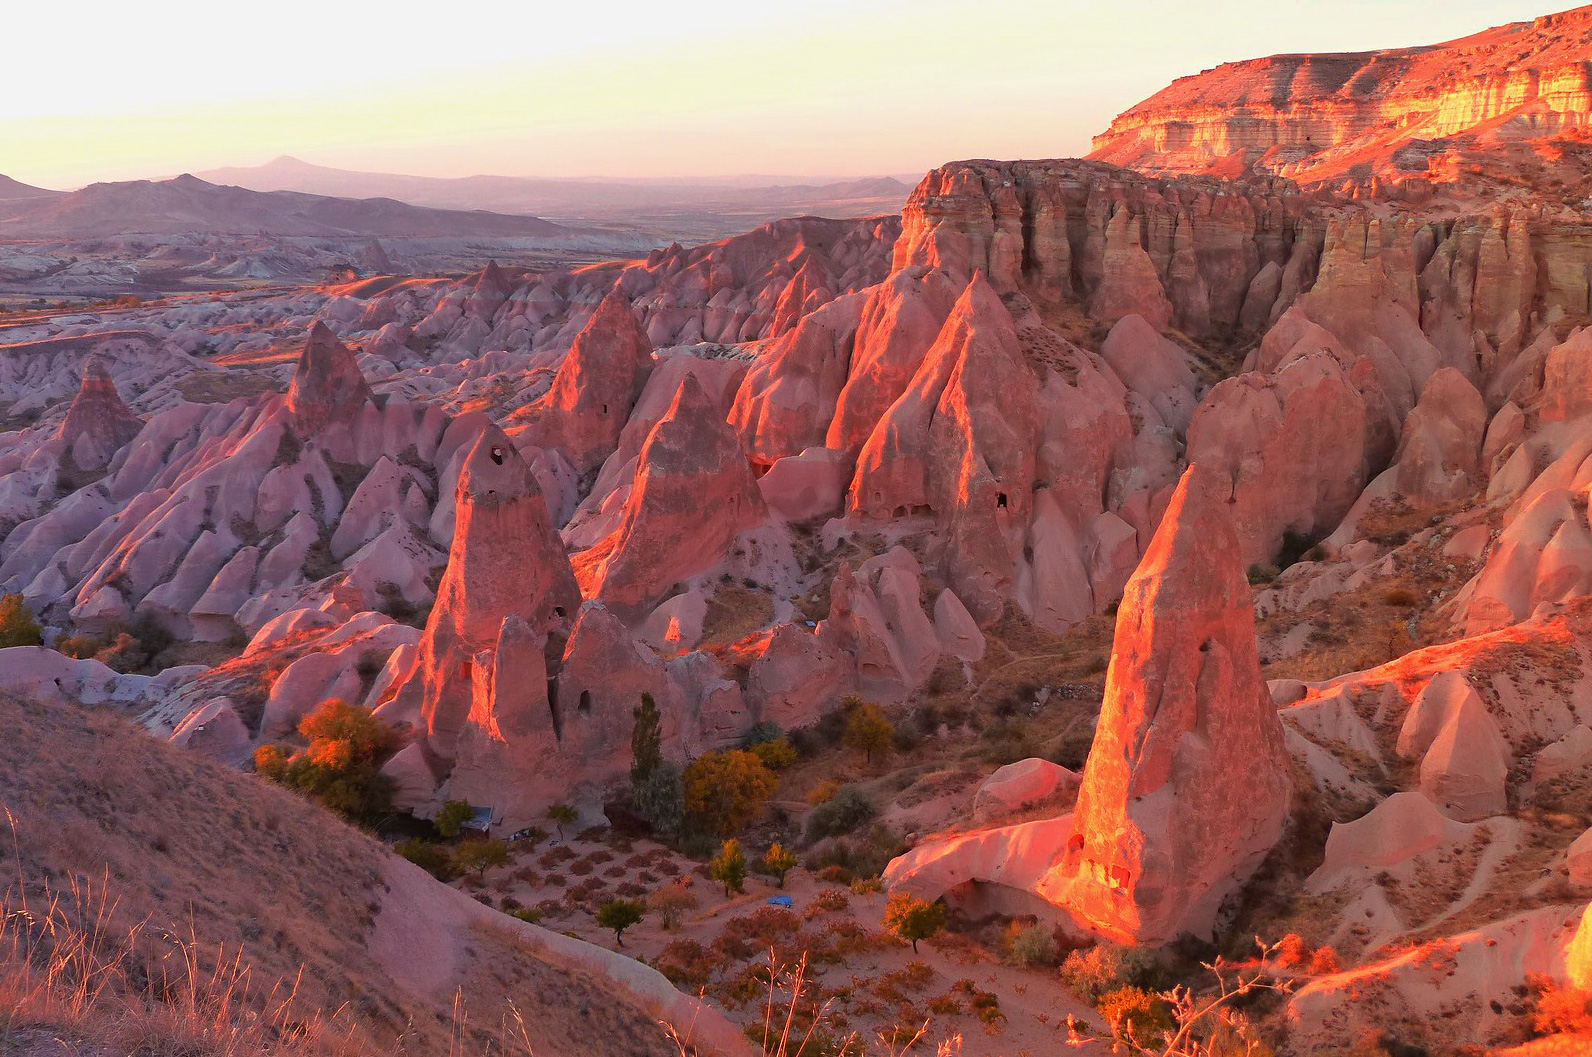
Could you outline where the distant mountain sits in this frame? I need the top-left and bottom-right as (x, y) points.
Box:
(0, 174), (571, 238)
(0, 175), (61, 202)
(196, 156), (912, 221)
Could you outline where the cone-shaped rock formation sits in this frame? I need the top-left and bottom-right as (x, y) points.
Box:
(1058, 462), (1291, 943)
(56, 359), (142, 470)
(285, 322), (374, 436)
(409, 426), (580, 759)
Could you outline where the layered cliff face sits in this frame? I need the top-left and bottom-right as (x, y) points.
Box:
(1090, 7), (1592, 194)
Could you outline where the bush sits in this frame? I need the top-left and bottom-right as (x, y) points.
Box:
(648, 878), (700, 930)
(396, 839), (457, 881)
(804, 785), (875, 842)
(749, 736), (798, 770)
(683, 750), (777, 836)
(1007, 923), (1060, 967)
(0, 592), (42, 648)
(1097, 987), (1174, 1044)
(1060, 943), (1161, 1003)
(251, 699), (398, 825)
(806, 780), (841, 806)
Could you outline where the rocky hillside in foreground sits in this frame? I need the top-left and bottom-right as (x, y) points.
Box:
(1091, 5), (1592, 197)
(0, 689), (739, 1057)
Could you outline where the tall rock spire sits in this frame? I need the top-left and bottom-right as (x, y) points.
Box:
(519, 291), (655, 472)
(413, 426), (580, 758)
(285, 322), (374, 436)
(1058, 461), (1291, 943)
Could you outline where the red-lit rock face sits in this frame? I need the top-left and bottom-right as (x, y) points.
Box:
(1090, 8), (1592, 193)
(1057, 462), (1291, 943)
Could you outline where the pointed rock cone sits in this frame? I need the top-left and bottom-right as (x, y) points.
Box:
(524, 291), (655, 472)
(464, 260), (511, 319)
(572, 373), (764, 618)
(1058, 462), (1291, 944)
(415, 426), (580, 759)
(57, 358), (142, 470)
(285, 322), (374, 436)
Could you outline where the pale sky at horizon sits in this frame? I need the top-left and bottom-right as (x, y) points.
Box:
(4, 0), (1564, 190)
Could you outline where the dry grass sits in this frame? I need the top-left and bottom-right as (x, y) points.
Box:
(0, 691), (673, 1057)
(699, 585), (777, 652)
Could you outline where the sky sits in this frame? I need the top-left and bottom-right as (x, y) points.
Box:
(3, 0), (1561, 189)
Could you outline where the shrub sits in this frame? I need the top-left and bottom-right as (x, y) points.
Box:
(749, 736), (798, 770)
(55, 634), (104, 659)
(251, 699), (398, 825)
(804, 888), (850, 918)
(396, 839), (456, 881)
(0, 592), (43, 648)
(1097, 987), (1174, 1044)
(806, 780), (841, 806)
(1530, 975), (1592, 1036)
(1247, 564), (1280, 585)
(1007, 923), (1060, 967)
(804, 785), (875, 842)
(882, 892), (945, 953)
(1308, 946), (1342, 975)
(1383, 586), (1421, 608)
(683, 750), (777, 836)
(648, 878), (700, 930)
(655, 939), (724, 990)
(1060, 943), (1161, 1003)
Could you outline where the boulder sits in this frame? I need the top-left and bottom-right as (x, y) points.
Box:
(974, 758), (1079, 819)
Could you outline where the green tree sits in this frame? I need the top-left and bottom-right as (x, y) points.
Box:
(435, 798), (474, 839)
(631, 693), (663, 786)
(647, 878), (699, 930)
(844, 703), (894, 764)
(596, 898), (645, 946)
(882, 891), (946, 953)
(683, 750), (777, 836)
(761, 842), (798, 888)
(452, 839), (510, 879)
(547, 802), (578, 839)
(709, 838), (748, 897)
(0, 593), (42, 649)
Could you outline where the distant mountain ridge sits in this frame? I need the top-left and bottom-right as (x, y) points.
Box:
(0, 173), (571, 238)
(197, 156), (913, 221)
